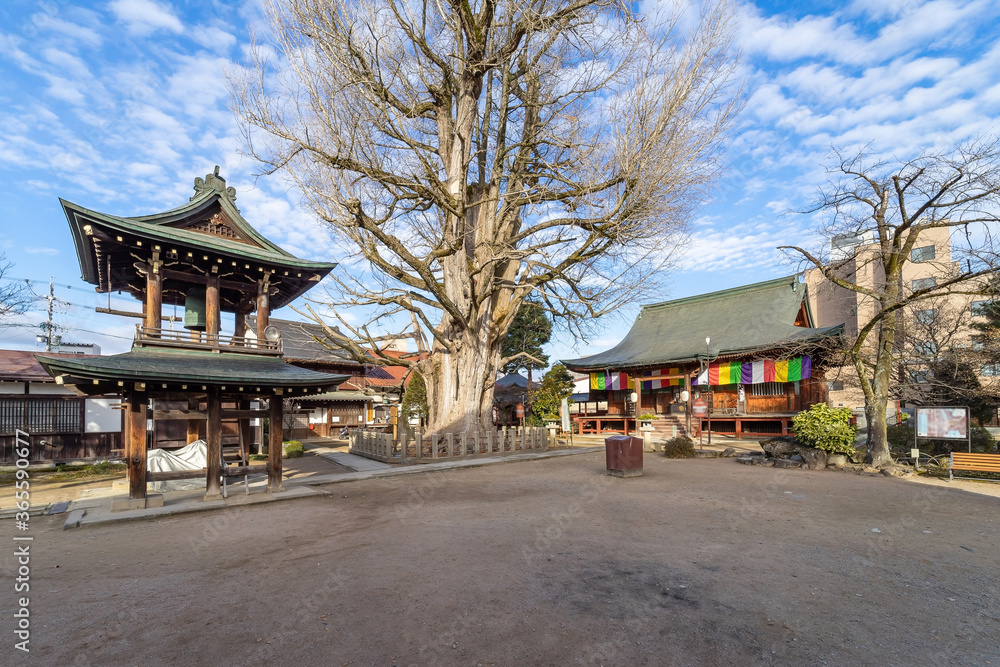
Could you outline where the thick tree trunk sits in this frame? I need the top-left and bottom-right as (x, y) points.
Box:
(864, 388), (892, 467)
(423, 332), (503, 434)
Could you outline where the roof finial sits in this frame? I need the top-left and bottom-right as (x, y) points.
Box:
(191, 165), (238, 206)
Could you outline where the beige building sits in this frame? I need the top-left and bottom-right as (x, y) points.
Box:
(805, 226), (995, 419)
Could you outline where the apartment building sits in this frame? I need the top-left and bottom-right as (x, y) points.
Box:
(805, 226), (996, 420)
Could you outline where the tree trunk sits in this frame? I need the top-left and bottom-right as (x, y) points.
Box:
(864, 388), (891, 467)
(423, 335), (502, 434)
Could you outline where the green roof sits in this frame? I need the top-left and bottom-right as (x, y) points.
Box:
(60, 168), (337, 310)
(35, 348), (349, 396)
(561, 275), (843, 372)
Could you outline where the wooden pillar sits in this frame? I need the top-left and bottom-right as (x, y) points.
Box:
(205, 387), (222, 500)
(186, 397), (200, 444)
(256, 277), (270, 340)
(233, 301), (251, 344)
(684, 372), (692, 438)
(144, 264), (162, 334)
(206, 274), (221, 343)
(127, 390), (148, 501)
(238, 398), (252, 464)
(268, 395), (284, 493)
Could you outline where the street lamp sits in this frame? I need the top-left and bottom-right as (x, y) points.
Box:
(705, 336), (712, 446)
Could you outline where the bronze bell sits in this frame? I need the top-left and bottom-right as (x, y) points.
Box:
(183, 286), (207, 331)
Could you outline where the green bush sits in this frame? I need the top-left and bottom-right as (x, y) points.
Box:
(661, 436), (696, 459)
(249, 453), (267, 461)
(283, 440), (304, 458)
(971, 426), (997, 453)
(792, 404), (857, 455)
(894, 424), (996, 455)
(886, 424), (915, 456)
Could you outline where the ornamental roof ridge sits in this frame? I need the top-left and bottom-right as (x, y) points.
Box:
(191, 165), (238, 209)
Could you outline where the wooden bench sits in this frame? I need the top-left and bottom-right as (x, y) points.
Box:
(949, 452), (1000, 482)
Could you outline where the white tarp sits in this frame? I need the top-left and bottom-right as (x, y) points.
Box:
(147, 440), (209, 492)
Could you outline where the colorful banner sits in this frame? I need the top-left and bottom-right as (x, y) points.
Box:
(640, 368), (684, 389)
(694, 355), (812, 386)
(589, 371), (633, 391)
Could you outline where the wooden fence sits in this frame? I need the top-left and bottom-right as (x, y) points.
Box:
(349, 427), (549, 463)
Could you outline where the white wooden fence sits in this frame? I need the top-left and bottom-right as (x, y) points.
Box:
(349, 427), (549, 463)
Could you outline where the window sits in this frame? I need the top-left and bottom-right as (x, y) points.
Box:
(913, 340), (938, 356)
(983, 363), (1000, 377)
(911, 245), (935, 262)
(750, 382), (784, 396)
(828, 380), (844, 391)
(914, 308), (938, 325)
(0, 398), (83, 435)
(972, 335), (985, 352)
(971, 300), (993, 316)
(911, 277), (937, 292)
(908, 370), (929, 384)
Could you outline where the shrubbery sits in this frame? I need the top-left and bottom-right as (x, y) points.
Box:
(886, 424), (996, 455)
(792, 404), (857, 455)
(283, 440), (304, 458)
(661, 436), (696, 459)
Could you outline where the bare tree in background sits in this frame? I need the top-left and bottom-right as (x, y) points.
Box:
(0, 253), (31, 327)
(782, 139), (1000, 467)
(232, 0), (740, 432)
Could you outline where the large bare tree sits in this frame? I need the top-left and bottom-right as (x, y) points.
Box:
(232, 0), (740, 431)
(782, 140), (1000, 467)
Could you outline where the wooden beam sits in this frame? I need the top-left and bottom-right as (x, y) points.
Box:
(147, 465), (267, 482)
(256, 276), (270, 339)
(144, 265), (162, 332)
(206, 274), (221, 340)
(127, 390), (148, 501)
(238, 398), (252, 464)
(186, 397), (200, 444)
(205, 387), (223, 500)
(268, 397), (283, 493)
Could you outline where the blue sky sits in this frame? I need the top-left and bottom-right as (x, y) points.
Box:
(1, 0), (999, 365)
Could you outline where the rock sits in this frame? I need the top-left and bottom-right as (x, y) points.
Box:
(880, 466), (913, 478)
(760, 437), (798, 459)
(860, 466), (881, 476)
(721, 447), (737, 457)
(772, 458), (803, 469)
(796, 447), (828, 470)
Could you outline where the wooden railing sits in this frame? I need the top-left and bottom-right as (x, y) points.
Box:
(134, 326), (282, 356)
(349, 427), (549, 463)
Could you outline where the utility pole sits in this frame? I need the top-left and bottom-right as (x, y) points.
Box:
(45, 277), (55, 351)
(35, 277), (60, 352)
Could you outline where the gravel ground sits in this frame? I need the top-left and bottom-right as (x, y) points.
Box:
(7, 451), (999, 666)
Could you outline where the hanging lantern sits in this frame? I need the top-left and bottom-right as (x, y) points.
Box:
(183, 286), (207, 331)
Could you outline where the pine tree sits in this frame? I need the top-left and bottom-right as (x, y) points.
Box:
(400, 372), (428, 429)
(500, 301), (551, 387)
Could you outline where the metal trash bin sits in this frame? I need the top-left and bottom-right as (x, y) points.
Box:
(605, 435), (643, 477)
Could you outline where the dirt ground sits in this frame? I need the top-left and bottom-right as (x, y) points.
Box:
(6, 451), (999, 666)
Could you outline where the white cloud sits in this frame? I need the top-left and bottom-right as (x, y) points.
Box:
(24, 247), (59, 255)
(108, 0), (183, 35)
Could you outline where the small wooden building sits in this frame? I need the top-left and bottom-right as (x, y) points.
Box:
(36, 167), (348, 505)
(562, 276), (844, 439)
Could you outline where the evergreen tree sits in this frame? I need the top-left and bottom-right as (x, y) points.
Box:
(500, 301), (551, 386)
(400, 371), (429, 429)
(530, 364), (575, 421)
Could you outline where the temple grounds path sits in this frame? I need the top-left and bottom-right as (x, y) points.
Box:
(10, 452), (999, 665)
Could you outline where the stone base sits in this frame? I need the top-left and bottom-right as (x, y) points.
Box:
(203, 493), (224, 502)
(607, 468), (643, 478)
(110, 494), (164, 512)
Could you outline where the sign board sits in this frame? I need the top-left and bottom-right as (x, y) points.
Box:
(692, 398), (707, 416)
(516, 403), (525, 418)
(915, 407), (968, 439)
(560, 398), (570, 433)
